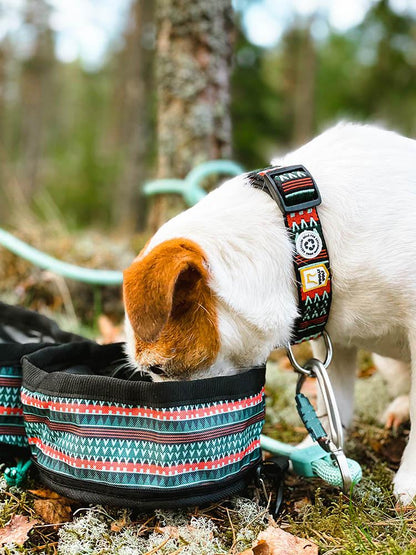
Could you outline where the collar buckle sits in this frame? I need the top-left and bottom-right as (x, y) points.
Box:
(259, 165), (321, 213)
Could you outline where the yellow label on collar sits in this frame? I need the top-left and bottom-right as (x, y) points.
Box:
(300, 263), (329, 292)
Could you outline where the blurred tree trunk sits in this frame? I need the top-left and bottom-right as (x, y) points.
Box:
(0, 44), (6, 194)
(19, 0), (55, 198)
(112, 0), (156, 231)
(0, 45), (5, 146)
(292, 24), (316, 146)
(148, 0), (233, 232)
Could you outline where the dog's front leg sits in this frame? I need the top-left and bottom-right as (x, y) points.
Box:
(311, 341), (357, 436)
(394, 329), (416, 505)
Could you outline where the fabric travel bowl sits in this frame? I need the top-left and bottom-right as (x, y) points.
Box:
(21, 341), (266, 508)
(0, 302), (83, 461)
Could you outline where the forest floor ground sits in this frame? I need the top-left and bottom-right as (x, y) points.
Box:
(1, 233), (416, 554)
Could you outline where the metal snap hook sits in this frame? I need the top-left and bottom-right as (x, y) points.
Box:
(296, 356), (353, 493)
(303, 358), (344, 452)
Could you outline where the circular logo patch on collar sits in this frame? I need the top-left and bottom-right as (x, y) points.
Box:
(295, 230), (322, 259)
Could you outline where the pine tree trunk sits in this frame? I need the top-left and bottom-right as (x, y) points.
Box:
(19, 0), (55, 198)
(112, 0), (155, 231)
(148, 0), (233, 232)
(292, 25), (316, 146)
(0, 43), (6, 221)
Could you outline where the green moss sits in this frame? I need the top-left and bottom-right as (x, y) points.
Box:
(286, 471), (416, 554)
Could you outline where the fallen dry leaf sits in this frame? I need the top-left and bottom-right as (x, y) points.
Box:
(30, 488), (74, 524)
(239, 541), (271, 555)
(157, 525), (180, 539)
(0, 514), (39, 546)
(28, 487), (62, 499)
(395, 502), (416, 513)
(293, 496), (311, 514)
(253, 540), (271, 554)
(33, 499), (72, 524)
(366, 434), (406, 469)
(110, 513), (130, 533)
(253, 525), (317, 555)
(97, 314), (125, 344)
(380, 436), (406, 466)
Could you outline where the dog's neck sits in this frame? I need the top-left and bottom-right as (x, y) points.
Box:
(144, 175), (299, 374)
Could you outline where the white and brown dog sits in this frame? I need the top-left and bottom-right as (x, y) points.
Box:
(123, 123), (416, 504)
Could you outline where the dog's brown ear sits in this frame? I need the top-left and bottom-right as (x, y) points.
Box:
(123, 238), (209, 343)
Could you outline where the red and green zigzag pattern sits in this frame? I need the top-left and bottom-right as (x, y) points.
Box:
(21, 386), (265, 489)
(0, 366), (28, 448)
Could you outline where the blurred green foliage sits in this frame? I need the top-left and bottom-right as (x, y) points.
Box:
(0, 0), (415, 230)
(232, 0), (416, 167)
(42, 66), (120, 228)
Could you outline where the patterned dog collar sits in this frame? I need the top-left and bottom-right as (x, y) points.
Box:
(247, 165), (332, 344)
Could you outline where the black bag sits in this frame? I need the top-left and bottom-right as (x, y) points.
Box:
(0, 302), (84, 462)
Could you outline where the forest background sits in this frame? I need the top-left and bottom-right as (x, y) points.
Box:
(1, 0), (415, 236)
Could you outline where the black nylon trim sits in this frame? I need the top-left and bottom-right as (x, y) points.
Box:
(0, 302), (85, 344)
(0, 302), (90, 364)
(0, 343), (59, 366)
(34, 459), (260, 509)
(0, 444), (30, 462)
(22, 342), (266, 406)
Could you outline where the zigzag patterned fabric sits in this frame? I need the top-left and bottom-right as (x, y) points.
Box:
(286, 206), (331, 342)
(21, 387), (265, 490)
(21, 342), (266, 506)
(1, 307), (267, 507)
(0, 365), (27, 448)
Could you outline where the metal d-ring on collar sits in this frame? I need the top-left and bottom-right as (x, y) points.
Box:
(287, 332), (353, 492)
(286, 330), (333, 375)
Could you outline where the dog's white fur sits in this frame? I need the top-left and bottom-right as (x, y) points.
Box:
(125, 123), (416, 503)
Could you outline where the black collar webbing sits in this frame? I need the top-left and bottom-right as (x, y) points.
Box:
(247, 165), (332, 344)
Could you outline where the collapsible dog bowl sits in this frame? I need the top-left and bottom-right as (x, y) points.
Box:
(0, 302), (83, 460)
(21, 342), (266, 508)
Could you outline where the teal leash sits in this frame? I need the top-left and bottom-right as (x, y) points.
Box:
(260, 435), (362, 490)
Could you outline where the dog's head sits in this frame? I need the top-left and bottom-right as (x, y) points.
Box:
(123, 179), (298, 381)
(123, 238), (220, 381)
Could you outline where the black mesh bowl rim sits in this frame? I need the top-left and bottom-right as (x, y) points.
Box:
(22, 342), (266, 406)
(0, 301), (84, 345)
(0, 300), (88, 457)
